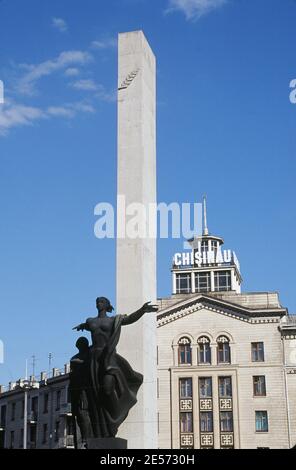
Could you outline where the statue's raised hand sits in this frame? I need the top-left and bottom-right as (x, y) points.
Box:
(72, 324), (85, 331)
(141, 301), (158, 314)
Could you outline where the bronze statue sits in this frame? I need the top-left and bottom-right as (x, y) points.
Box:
(70, 297), (158, 448)
(69, 337), (93, 447)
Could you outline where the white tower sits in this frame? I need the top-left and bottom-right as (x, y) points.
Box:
(116, 31), (157, 449)
(172, 197), (242, 296)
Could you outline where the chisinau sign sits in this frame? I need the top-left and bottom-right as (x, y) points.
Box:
(174, 249), (240, 272)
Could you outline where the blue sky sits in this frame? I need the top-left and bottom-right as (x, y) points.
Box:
(0, 0), (295, 384)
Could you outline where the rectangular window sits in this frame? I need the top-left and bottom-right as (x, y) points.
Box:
(179, 342), (192, 365)
(19, 429), (24, 448)
(10, 431), (14, 449)
(211, 241), (218, 251)
(179, 378), (193, 398)
(43, 393), (49, 414)
(214, 271), (231, 292)
(198, 341), (211, 364)
(30, 426), (37, 446)
(252, 342), (265, 362)
(218, 377), (232, 398)
(220, 412), (233, 432)
(255, 411), (268, 432)
(176, 273), (191, 294)
(180, 412), (193, 433)
(201, 241), (208, 253)
(42, 423), (48, 444)
(0, 405), (6, 428)
(67, 417), (74, 436)
(56, 390), (61, 411)
(199, 377), (212, 398)
(200, 412), (213, 433)
(11, 403), (16, 421)
(31, 396), (38, 420)
(55, 421), (60, 442)
(253, 376), (266, 396)
(217, 341), (231, 364)
(67, 387), (71, 404)
(195, 272), (211, 293)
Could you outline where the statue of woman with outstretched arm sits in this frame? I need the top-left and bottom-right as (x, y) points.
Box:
(72, 297), (158, 440)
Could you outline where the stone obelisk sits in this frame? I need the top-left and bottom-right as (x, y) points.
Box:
(116, 31), (157, 449)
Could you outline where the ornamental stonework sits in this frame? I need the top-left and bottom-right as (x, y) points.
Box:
(180, 399), (192, 411)
(221, 433), (234, 447)
(180, 434), (194, 447)
(220, 398), (232, 410)
(200, 399), (212, 410)
(200, 434), (214, 447)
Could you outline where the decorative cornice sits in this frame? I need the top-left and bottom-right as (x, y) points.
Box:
(157, 296), (282, 328)
(281, 334), (296, 340)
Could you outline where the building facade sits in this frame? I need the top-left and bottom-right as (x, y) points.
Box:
(1, 211), (296, 449)
(157, 208), (296, 449)
(157, 292), (296, 449)
(0, 367), (73, 449)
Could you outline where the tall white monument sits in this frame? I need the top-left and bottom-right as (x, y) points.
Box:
(116, 31), (157, 449)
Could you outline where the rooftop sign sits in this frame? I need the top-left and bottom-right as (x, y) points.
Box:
(174, 249), (240, 273)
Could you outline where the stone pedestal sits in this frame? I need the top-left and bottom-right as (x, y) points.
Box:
(86, 438), (127, 450)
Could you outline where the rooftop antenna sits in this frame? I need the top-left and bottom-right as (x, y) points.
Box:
(203, 195), (209, 236)
(23, 360), (29, 450)
(48, 353), (52, 378)
(31, 355), (36, 378)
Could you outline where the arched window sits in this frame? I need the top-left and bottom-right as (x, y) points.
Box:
(197, 336), (211, 364)
(178, 337), (192, 365)
(217, 336), (231, 364)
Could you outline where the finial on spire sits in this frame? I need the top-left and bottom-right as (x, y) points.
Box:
(203, 195), (209, 236)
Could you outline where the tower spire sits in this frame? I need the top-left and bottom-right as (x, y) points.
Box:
(203, 195), (209, 236)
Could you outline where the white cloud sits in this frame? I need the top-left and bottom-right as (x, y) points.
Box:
(47, 102), (95, 117)
(91, 38), (117, 50)
(46, 106), (76, 118)
(0, 100), (45, 135)
(0, 99), (95, 136)
(74, 102), (96, 113)
(167, 0), (228, 20)
(95, 88), (116, 103)
(17, 50), (93, 95)
(70, 79), (99, 91)
(70, 79), (116, 102)
(64, 67), (80, 77)
(52, 17), (68, 33)
(1, 38), (115, 135)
